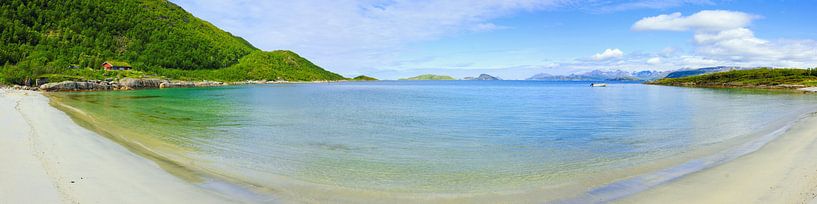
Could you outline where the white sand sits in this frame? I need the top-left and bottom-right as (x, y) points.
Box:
(618, 113), (817, 203)
(0, 89), (240, 204)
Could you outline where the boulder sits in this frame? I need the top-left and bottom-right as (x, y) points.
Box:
(39, 81), (113, 92)
(119, 78), (169, 90)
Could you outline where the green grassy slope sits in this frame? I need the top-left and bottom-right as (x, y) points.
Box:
(0, 0), (345, 84)
(143, 50), (345, 81)
(649, 68), (817, 87)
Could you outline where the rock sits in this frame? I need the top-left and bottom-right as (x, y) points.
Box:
(37, 78), (229, 92)
(35, 78), (49, 86)
(194, 81), (223, 87)
(119, 78), (169, 90)
(39, 81), (112, 91)
(158, 80), (224, 89)
(778, 84), (806, 88)
(798, 87), (817, 92)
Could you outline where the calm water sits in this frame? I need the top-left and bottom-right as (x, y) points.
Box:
(50, 81), (817, 202)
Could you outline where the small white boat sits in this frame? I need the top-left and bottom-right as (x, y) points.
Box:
(590, 83), (607, 87)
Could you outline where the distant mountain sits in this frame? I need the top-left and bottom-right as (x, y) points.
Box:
(464, 74), (501, 80)
(632, 70), (672, 80)
(664, 66), (747, 78)
(527, 70), (670, 81)
(351, 75), (378, 81)
(399, 74), (455, 80)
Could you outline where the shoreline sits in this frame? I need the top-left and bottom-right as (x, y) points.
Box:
(617, 113), (817, 203)
(5, 78), (356, 92)
(560, 109), (817, 203)
(613, 111), (817, 203)
(645, 82), (817, 93)
(0, 89), (251, 203)
(3, 87), (817, 203)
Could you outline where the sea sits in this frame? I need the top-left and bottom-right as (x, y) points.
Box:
(47, 80), (817, 203)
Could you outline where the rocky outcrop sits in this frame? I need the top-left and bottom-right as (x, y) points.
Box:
(39, 81), (117, 91)
(38, 78), (231, 92)
(118, 78), (169, 90)
(799, 87), (817, 92)
(159, 81), (194, 88)
(34, 77), (343, 92)
(12, 85), (39, 91)
(160, 81), (223, 88)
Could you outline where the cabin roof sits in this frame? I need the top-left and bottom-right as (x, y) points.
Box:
(103, 61), (131, 67)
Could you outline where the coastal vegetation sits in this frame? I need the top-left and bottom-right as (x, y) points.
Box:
(399, 74), (455, 80)
(649, 68), (817, 88)
(0, 0), (344, 85)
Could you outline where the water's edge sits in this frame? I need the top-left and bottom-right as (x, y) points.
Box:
(46, 94), (279, 203)
(557, 109), (817, 203)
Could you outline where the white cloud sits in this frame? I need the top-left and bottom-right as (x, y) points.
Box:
(470, 23), (507, 32)
(592, 48), (624, 61)
(632, 10), (756, 31)
(647, 57), (662, 64)
(171, 0), (717, 76)
(171, 0), (564, 74)
(632, 10), (817, 69)
(693, 28), (776, 59)
(593, 0), (715, 13)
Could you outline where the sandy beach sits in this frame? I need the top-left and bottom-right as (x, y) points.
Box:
(0, 89), (241, 204)
(618, 113), (817, 204)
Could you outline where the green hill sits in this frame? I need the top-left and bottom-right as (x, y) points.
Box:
(649, 68), (817, 88)
(0, 0), (344, 84)
(400, 74), (455, 80)
(351, 75), (377, 81)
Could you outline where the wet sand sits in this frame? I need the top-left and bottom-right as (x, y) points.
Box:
(618, 113), (817, 203)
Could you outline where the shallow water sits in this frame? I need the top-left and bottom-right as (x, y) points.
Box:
(49, 81), (817, 202)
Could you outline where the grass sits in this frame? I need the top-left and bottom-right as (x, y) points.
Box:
(648, 68), (817, 88)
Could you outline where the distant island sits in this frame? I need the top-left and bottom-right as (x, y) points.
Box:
(649, 68), (817, 89)
(400, 74), (455, 80)
(352, 75), (378, 81)
(463, 74), (501, 80)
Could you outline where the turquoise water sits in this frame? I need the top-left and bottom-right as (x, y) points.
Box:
(51, 81), (817, 202)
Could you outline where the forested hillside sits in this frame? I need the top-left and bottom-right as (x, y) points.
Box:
(0, 0), (345, 84)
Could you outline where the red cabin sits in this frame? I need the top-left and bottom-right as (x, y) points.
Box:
(101, 61), (132, 71)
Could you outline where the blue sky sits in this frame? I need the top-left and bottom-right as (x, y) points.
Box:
(172, 0), (817, 79)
